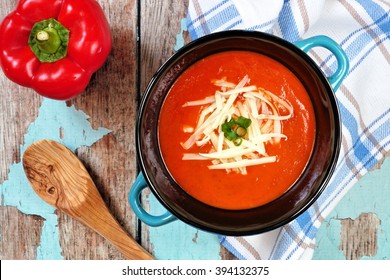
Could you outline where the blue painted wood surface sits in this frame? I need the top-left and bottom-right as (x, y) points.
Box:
(0, 99), (110, 259)
(313, 156), (390, 260)
(148, 195), (222, 260)
(1, 5), (388, 260)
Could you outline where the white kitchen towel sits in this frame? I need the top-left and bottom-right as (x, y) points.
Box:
(186, 0), (390, 259)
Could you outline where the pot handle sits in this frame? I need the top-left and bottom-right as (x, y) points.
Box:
(294, 35), (349, 91)
(129, 172), (177, 226)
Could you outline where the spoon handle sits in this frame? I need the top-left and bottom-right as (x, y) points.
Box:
(69, 179), (153, 260)
(72, 183), (154, 260)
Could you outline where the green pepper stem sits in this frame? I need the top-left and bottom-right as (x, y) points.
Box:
(36, 28), (61, 54)
(36, 31), (49, 41)
(28, 18), (69, 63)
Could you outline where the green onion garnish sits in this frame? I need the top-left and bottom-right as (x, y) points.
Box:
(235, 126), (247, 137)
(221, 116), (251, 145)
(235, 116), (252, 128)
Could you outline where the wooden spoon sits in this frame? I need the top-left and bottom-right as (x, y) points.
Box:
(22, 139), (153, 260)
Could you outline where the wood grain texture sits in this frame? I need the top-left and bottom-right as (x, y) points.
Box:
(0, 0), (43, 260)
(339, 213), (380, 260)
(0, 208), (42, 259)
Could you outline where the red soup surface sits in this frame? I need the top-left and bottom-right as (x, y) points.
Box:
(158, 51), (316, 210)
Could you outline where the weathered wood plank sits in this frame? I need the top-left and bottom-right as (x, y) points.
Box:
(139, 1), (189, 92)
(62, 0), (139, 259)
(0, 0), (140, 260)
(339, 213), (380, 260)
(0, 0), (43, 260)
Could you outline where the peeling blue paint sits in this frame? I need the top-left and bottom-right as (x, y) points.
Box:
(174, 18), (188, 51)
(36, 214), (62, 260)
(147, 193), (221, 260)
(0, 98), (111, 259)
(313, 157), (390, 260)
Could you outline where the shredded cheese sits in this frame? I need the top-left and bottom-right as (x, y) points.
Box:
(182, 96), (215, 107)
(182, 125), (194, 133)
(208, 156), (277, 170)
(181, 76), (293, 174)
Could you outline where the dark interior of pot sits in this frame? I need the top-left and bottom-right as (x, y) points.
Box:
(137, 31), (341, 235)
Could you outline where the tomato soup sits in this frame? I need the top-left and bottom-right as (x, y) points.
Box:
(158, 51), (315, 210)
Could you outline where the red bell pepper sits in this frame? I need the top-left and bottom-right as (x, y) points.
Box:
(0, 0), (112, 100)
